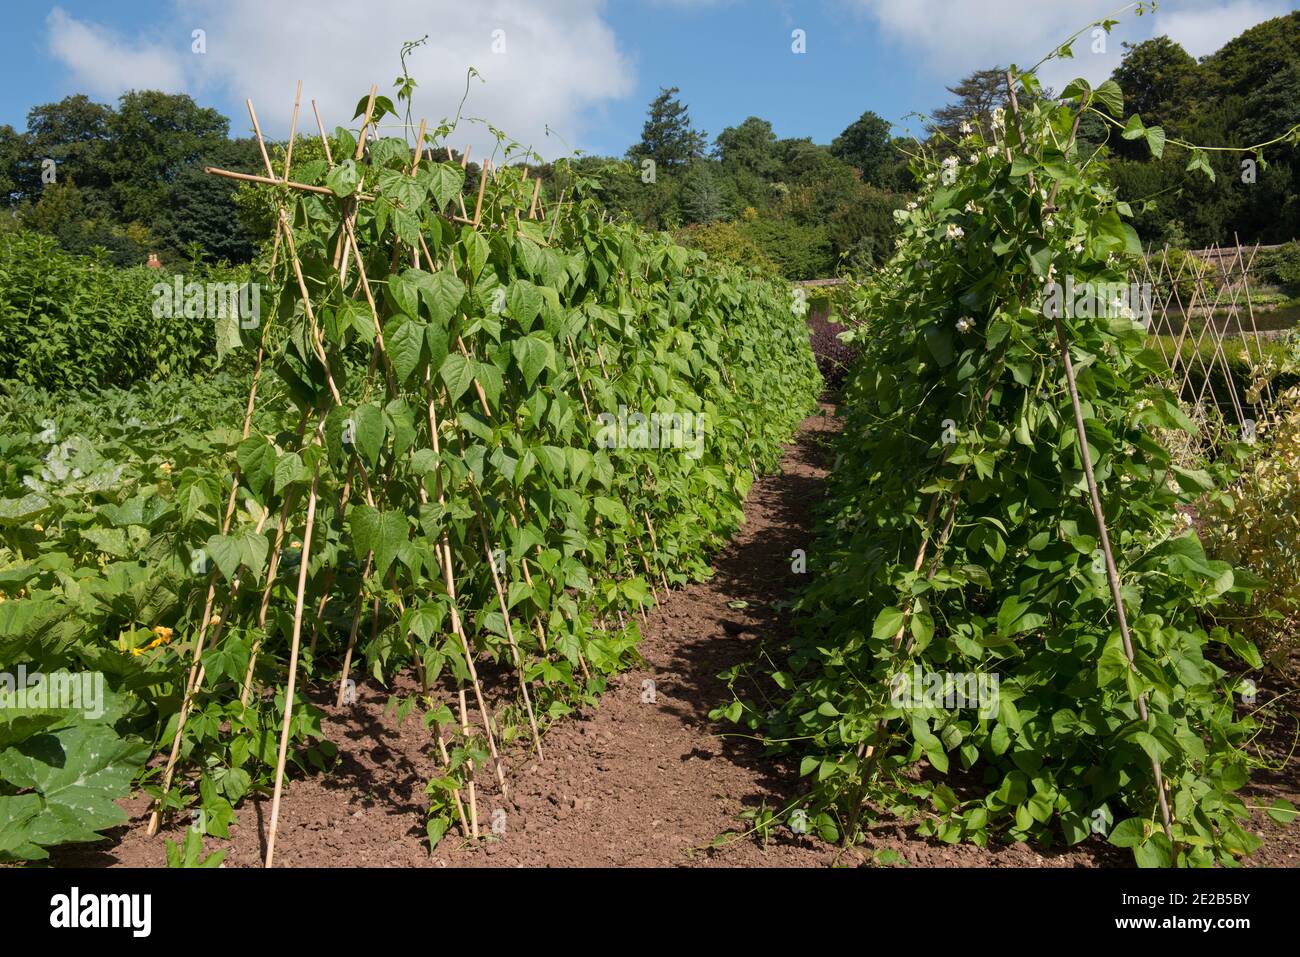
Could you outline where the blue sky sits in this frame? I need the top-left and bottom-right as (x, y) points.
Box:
(2, 1), (1296, 160)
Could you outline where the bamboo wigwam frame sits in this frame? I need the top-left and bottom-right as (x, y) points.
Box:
(147, 83), (675, 867)
(1141, 238), (1275, 430)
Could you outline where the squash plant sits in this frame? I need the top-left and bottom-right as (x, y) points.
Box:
(727, 18), (1296, 867)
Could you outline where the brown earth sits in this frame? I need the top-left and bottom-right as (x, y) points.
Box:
(58, 401), (1299, 868)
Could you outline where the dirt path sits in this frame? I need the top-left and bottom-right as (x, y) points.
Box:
(430, 402), (848, 867)
(82, 403), (844, 867)
(68, 399), (1299, 868)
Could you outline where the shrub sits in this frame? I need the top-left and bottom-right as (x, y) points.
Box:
(1150, 246), (1217, 304)
(675, 221), (778, 274)
(1254, 241), (1300, 290)
(736, 218), (834, 279)
(0, 229), (253, 390)
(1202, 387), (1300, 665)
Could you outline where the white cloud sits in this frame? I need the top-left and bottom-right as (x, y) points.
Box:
(849, 0), (1118, 73)
(1152, 0), (1290, 57)
(45, 1), (636, 160)
(46, 7), (187, 98)
(848, 0), (1294, 102)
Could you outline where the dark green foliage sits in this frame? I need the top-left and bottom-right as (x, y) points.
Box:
(1110, 37), (1199, 143)
(714, 117), (783, 180)
(737, 219), (833, 280)
(679, 160), (724, 224)
(103, 91), (230, 227)
(1255, 241), (1300, 288)
(727, 64), (1275, 866)
(160, 140), (261, 265)
(627, 86), (709, 172)
(0, 125), (22, 203)
(1106, 14), (1300, 245)
(12, 95), (115, 200)
(2, 93), (258, 265)
(831, 110), (894, 186)
(0, 230), (253, 389)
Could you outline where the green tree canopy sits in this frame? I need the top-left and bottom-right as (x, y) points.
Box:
(628, 86), (708, 172)
(830, 110), (893, 185)
(106, 91), (230, 225)
(929, 67), (1009, 143)
(714, 116), (782, 179)
(680, 159), (723, 223)
(1112, 36), (1198, 125)
(15, 94), (114, 201)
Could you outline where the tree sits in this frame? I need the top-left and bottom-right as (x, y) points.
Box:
(106, 91), (229, 226)
(628, 86), (708, 172)
(827, 185), (904, 272)
(680, 160), (723, 224)
(929, 67), (1009, 143)
(714, 117), (781, 179)
(1111, 37), (1199, 134)
(1106, 14), (1300, 245)
(19, 179), (86, 237)
(1202, 12), (1300, 144)
(14, 95), (114, 203)
(17, 180), (152, 266)
(830, 110), (893, 186)
(162, 162), (257, 264)
(0, 125), (21, 204)
(737, 218), (833, 280)
(675, 220), (778, 273)
(1204, 11), (1300, 99)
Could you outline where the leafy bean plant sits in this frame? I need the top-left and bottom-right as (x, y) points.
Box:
(0, 230), (255, 390)
(0, 83), (820, 859)
(725, 15), (1295, 866)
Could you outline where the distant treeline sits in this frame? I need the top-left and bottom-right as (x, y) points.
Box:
(0, 13), (1295, 277)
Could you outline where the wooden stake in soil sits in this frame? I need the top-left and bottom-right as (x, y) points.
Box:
(471, 498), (544, 758)
(265, 432), (326, 868)
(1051, 310), (1177, 852)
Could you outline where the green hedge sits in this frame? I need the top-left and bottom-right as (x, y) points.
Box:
(0, 230), (253, 390)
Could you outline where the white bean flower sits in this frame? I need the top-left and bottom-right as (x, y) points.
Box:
(991, 107), (1005, 129)
(960, 121), (974, 135)
(964, 200), (983, 214)
(1073, 242), (1085, 254)
(956, 316), (975, 333)
(946, 223), (965, 240)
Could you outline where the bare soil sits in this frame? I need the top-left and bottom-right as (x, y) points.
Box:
(59, 401), (1300, 868)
